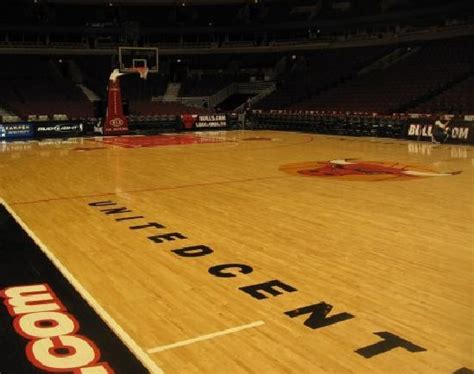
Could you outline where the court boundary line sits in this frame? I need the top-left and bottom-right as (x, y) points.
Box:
(0, 198), (164, 374)
(148, 320), (265, 354)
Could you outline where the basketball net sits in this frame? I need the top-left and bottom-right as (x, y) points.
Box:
(133, 67), (149, 80)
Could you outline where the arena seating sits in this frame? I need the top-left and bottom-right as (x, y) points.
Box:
(129, 102), (211, 116)
(2, 36), (473, 120)
(413, 74), (474, 114)
(255, 46), (391, 110)
(0, 56), (93, 119)
(75, 56), (115, 99)
(180, 74), (235, 96)
(238, 53), (283, 70)
(121, 74), (169, 101)
(291, 37), (474, 114)
(248, 111), (405, 138)
(0, 54), (207, 119)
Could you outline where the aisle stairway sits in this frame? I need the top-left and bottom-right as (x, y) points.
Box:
(163, 83), (181, 102)
(0, 105), (20, 122)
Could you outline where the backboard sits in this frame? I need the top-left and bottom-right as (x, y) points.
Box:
(118, 47), (159, 74)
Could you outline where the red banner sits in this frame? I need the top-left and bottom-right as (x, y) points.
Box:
(181, 114), (198, 129)
(104, 78), (128, 135)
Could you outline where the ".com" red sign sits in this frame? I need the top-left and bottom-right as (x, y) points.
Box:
(1, 284), (114, 373)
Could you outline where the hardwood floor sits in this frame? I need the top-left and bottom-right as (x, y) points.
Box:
(0, 131), (472, 373)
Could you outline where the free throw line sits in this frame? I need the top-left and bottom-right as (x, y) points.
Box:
(148, 320), (265, 354)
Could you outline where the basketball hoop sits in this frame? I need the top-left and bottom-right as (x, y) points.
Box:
(118, 47), (158, 79)
(133, 67), (149, 80)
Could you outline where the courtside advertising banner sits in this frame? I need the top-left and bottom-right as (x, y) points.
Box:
(0, 123), (34, 139)
(405, 119), (473, 144)
(180, 114), (227, 130)
(195, 115), (227, 129)
(35, 122), (84, 137)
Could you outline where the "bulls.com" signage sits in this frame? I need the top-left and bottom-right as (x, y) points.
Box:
(195, 115), (227, 129)
(1, 284), (113, 373)
(181, 114), (227, 130)
(406, 122), (473, 144)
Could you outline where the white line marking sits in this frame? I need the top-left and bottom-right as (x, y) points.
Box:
(148, 320), (265, 354)
(0, 199), (164, 374)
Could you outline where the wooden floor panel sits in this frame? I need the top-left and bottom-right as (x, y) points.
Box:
(0, 131), (472, 373)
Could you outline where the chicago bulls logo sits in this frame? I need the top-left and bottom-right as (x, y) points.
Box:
(279, 159), (461, 181)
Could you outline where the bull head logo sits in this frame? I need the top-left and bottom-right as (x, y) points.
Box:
(279, 159), (461, 181)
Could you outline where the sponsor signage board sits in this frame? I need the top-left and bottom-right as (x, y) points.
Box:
(35, 122), (85, 137)
(195, 115), (227, 129)
(104, 116), (128, 135)
(180, 114), (227, 130)
(406, 121), (473, 144)
(0, 123), (34, 139)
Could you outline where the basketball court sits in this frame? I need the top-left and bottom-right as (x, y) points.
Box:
(0, 130), (472, 373)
